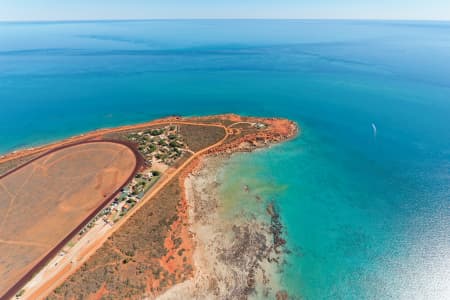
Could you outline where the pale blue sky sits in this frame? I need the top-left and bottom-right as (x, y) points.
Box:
(1, 0), (449, 21)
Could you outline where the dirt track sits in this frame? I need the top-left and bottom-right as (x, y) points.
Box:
(0, 141), (139, 299)
(3, 114), (298, 299)
(26, 122), (231, 300)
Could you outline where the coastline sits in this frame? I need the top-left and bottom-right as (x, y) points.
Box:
(158, 154), (289, 299)
(3, 19), (449, 300)
(0, 114), (297, 166)
(0, 115), (181, 166)
(0, 114), (298, 299)
(156, 117), (298, 299)
(155, 116), (297, 299)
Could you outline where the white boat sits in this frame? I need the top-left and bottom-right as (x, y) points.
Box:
(372, 123), (377, 137)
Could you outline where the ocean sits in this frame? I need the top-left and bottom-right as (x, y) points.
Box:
(1, 20), (449, 299)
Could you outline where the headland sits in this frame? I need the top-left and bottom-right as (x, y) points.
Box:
(0, 114), (297, 300)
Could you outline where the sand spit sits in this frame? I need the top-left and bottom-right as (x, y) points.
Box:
(157, 155), (288, 300)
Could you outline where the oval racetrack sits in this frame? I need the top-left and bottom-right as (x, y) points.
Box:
(0, 141), (138, 299)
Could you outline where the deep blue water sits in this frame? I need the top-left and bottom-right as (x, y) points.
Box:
(1, 20), (449, 299)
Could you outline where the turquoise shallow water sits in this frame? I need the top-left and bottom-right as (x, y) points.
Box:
(1, 20), (450, 299)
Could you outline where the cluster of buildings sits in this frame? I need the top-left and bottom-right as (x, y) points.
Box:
(78, 125), (185, 237)
(99, 170), (158, 224)
(126, 125), (186, 166)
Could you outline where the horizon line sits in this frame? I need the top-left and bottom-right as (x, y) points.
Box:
(1, 17), (450, 24)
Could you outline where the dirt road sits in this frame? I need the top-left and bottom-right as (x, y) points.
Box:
(16, 121), (230, 300)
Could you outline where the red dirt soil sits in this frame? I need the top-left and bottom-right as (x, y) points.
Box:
(150, 117), (298, 295)
(1, 114), (298, 299)
(157, 173), (195, 278)
(0, 141), (138, 299)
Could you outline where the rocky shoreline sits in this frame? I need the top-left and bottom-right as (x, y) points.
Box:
(1, 114), (298, 300)
(157, 155), (289, 300)
(156, 116), (298, 300)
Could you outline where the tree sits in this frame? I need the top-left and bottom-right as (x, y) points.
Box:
(151, 129), (163, 136)
(169, 141), (179, 148)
